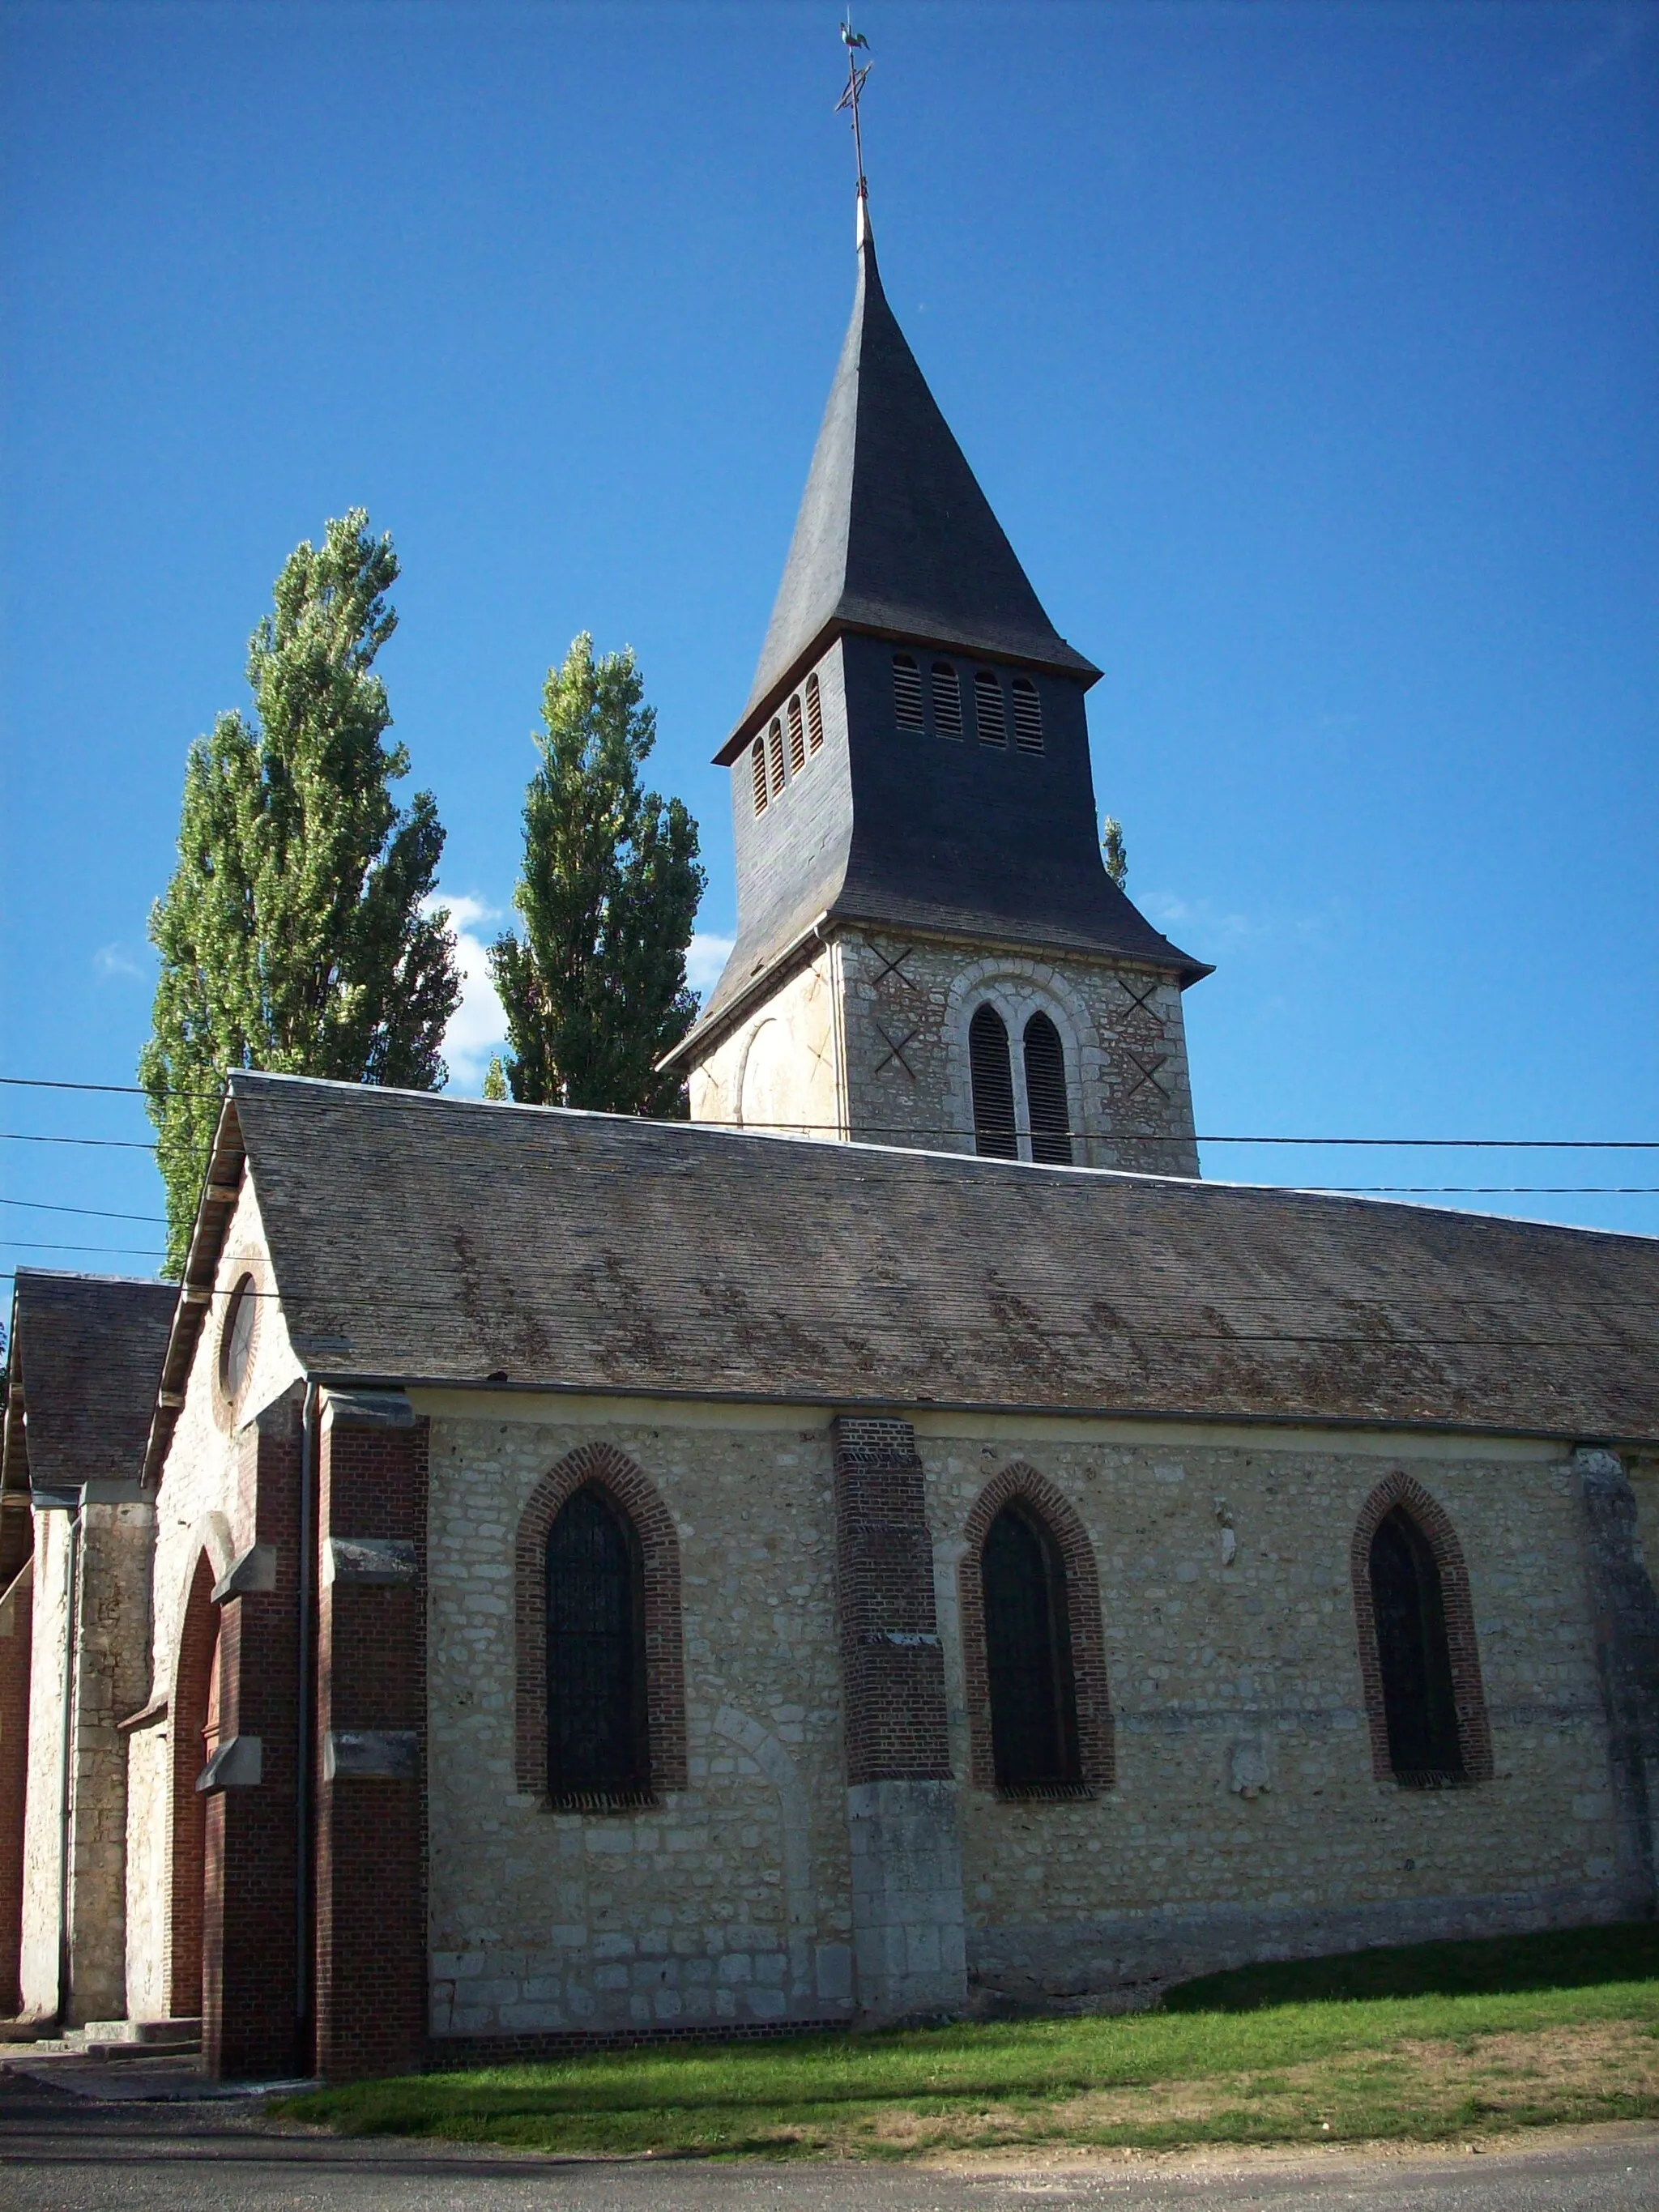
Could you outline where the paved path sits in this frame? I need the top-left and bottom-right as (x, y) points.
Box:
(2, 2069), (1656, 2210)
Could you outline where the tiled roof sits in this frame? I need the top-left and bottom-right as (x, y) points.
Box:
(7, 1271), (176, 1495)
(217, 1072), (1659, 1446)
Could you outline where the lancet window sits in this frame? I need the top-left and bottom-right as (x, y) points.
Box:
(1022, 1013), (1072, 1165)
(545, 1484), (648, 1796)
(982, 1501), (1082, 1791)
(1368, 1506), (1464, 1784)
(969, 1004), (1018, 1158)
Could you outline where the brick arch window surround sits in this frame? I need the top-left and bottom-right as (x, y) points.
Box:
(959, 1464), (1114, 1796)
(515, 1444), (687, 1805)
(1350, 1473), (1493, 1787)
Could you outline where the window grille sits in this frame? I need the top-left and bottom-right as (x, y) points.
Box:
(805, 673), (824, 752)
(975, 669), (1007, 745)
(1369, 1507), (1464, 1784)
(751, 737), (769, 815)
(1012, 676), (1043, 752)
(982, 1502), (1081, 1790)
(893, 654), (925, 731)
(932, 661), (962, 738)
(969, 1004), (1018, 1158)
(545, 1485), (647, 1795)
(1023, 1013), (1072, 1166)
(787, 694), (806, 775)
(769, 718), (786, 795)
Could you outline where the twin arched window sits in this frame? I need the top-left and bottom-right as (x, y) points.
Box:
(970, 1004), (1073, 1165)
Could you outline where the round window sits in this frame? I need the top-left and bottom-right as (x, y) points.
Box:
(219, 1273), (257, 1401)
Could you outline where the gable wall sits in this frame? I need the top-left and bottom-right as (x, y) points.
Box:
(420, 1391), (1623, 2035)
(124, 1178), (302, 2024)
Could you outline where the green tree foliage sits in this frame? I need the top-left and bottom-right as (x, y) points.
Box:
(482, 1055), (510, 1102)
(1102, 815), (1128, 890)
(489, 635), (704, 1117)
(141, 511), (461, 1270)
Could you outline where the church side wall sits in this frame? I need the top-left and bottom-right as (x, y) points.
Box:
(423, 1403), (855, 2040)
(422, 1392), (1625, 2035)
(124, 1179), (302, 2024)
(915, 1421), (1622, 2002)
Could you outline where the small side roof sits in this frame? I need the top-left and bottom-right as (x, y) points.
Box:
(157, 1072), (1659, 1451)
(5, 1270), (176, 1500)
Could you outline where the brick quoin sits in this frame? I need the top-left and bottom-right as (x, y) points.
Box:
(514, 1443), (687, 1801)
(0, 1572), (32, 2013)
(832, 1415), (952, 1783)
(1350, 1471), (1494, 1785)
(313, 1410), (429, 2083)
(203, 1392), (303, 2079)
(958, 1462), (1115, 1794)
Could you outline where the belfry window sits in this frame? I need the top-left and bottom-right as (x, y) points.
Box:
(545, 1484), (647, 1797)
(932, 661), (963, 738)
(1022, 1014), (1072, 1166)
(1369, 1507), (1464, 1784)
(805, 673), (824, 752)
(893, 654), (924, 731)
(751, 736), (769, 815)
(768, 718), (787, 796)
(970, 1004), (1018, 1158)
(787, 693), (806, 775)
(975, 669), (1007, 745)
(982, 1502), (1081, 1791)
(1012, 676), (1043, 752)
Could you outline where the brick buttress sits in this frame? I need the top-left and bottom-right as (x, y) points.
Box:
(832, 1414), (966, 2019)
(312, 1392), (429, 2082)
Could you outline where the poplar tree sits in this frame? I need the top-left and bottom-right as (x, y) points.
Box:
(1102, 815), (1129, 890)
(489, 635), (704, 1116)
(141, 511), (461, 1270)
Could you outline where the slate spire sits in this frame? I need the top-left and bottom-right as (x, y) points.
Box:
(724, 207), (1099, 754)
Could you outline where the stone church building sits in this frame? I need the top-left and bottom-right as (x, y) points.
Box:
(3, 205), (1658, 2084)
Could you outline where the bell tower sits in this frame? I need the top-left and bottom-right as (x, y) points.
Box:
(665, 199), (1209, 1176)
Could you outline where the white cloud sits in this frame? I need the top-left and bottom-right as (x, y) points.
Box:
(429, 894), (509, 1093)
(687, 932), (735, 994)
(93, 943), (146, 982)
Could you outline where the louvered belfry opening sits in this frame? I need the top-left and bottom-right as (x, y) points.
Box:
(1023, 1012), (1072, 1166)
(969, 1004), (1018, 1158)
(751, 737), (769, 815)
(787, 694), (806, 775)
(804, 672), (824, 752)
(974, 668), (1007, 745)
(1369, 1507), (1464, 1784)
(1012, 675), (1043, 752)
(982, 1502), (1081, 1790)
(893, 654), (925, 730)
(545, 1484), (648, 1796)
(768, 719), (787, 795)
(932, 660), (963, 737)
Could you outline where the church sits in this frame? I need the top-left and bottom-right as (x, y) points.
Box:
(3, 189), (1658, 2086)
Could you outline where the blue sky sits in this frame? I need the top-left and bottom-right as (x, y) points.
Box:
(2, 0), (1655, 1283)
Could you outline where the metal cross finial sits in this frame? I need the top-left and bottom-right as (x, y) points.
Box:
(836, 14), (873, 214)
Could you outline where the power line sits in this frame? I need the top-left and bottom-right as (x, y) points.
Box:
(0, 1197), (169, 1224)
(0, 1132), (158, 1150)
(1, 1073), (1657, 1149)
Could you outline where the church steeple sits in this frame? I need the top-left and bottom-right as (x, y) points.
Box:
(672, 183), (1207, 1179)
(721, 215), (1098, 757)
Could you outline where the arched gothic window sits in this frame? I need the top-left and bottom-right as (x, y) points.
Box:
(893, 654), (924, 730)
(969, 1004), (1018, 1158)
(982, 1502), (1081, 1790)
(1022, 1012), (1072, 1166)
(545, 1484), (647, 1796)
(1369, 1506), (1463, 1784)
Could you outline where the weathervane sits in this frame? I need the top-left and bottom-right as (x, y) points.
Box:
(836, 14), (872, 223)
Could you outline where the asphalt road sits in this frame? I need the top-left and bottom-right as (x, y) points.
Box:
(2, 2071), (1657, 2211)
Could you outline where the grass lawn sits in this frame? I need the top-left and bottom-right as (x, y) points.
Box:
(275, 1922), (1659, 2161)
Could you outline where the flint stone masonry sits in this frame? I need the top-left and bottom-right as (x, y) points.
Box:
(691, 931), (1198, 1178)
